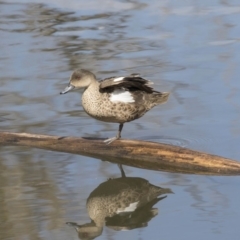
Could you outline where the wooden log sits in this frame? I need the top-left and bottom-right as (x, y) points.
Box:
(0, 131), (240, 175)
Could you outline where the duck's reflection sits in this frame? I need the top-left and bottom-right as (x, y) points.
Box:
(67, 165), (172, 239)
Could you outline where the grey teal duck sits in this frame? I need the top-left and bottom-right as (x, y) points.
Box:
(66, 165), (172, 239)
(61, 69), (170, 144)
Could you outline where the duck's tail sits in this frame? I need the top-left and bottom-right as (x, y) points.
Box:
(154, 92), (170, 105)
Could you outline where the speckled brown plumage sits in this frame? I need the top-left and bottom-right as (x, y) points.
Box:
(66, 166), (172, 238)
(60, 69), (170, 144)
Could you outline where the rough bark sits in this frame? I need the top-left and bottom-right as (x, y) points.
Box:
(0, 131), (240, 175)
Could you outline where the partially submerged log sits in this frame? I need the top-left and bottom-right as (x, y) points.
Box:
(0, 131), (240, 176)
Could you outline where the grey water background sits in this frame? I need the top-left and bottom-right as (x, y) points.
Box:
(1, 0), (240, 239)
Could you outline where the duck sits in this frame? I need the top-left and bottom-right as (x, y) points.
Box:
(66, 164), (172, 239)
(67, 179), (171, 238)
(60, 69), (169, 144)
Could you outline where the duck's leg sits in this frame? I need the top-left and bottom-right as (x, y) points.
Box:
(118, 123), (124, 138)
(118, 164), (126, 178)
(104, 123), (124, 144)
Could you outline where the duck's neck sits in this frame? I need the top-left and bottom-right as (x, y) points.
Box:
(81, 80), (102, 114)
(83, 79), (100, 94)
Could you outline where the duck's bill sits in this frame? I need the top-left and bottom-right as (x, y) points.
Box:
(60, 84), (75, 94)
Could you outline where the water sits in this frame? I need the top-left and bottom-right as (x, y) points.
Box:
(1, 0), (240, 239)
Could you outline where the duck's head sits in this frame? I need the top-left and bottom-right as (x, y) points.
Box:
(60, 69), (96, 94)
(66, 221), (103, 240)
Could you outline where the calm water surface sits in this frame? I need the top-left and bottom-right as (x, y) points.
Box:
(1, 0), (240, 239)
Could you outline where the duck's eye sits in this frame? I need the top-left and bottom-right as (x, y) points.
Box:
(72, 73), (82, 80)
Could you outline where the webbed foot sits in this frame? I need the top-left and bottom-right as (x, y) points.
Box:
(103, 136), (119, 145)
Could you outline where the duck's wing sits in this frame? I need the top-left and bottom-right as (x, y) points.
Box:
(99, 75), (157, 93)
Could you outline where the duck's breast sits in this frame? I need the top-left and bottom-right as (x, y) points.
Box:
(82, 86), (148, 123)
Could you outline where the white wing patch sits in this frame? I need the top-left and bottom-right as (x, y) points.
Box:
(113, 77), (124, 82)
(110, 89), (135, 103)
(116, 201), (139, 213)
